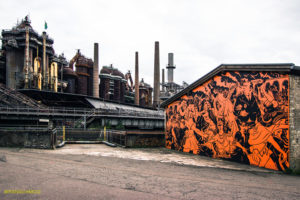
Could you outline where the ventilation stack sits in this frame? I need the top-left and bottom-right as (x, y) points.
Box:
(167, 53), (175, 83)
(93, 43), (99, 98)
(153, 41), (160, 109)
(135, 51), (139, 105)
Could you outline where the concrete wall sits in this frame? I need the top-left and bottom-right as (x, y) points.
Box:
(98, 118), (164, 130)
(289, 74), (300, 171)
(165, 71), (290, 171)
(0, 129), (55, 149)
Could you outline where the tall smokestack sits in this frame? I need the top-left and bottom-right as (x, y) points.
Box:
(153, 41), (160, 108)
(93, 43), (99, 98)
(135, 51), (139, 105)
(166, 53), (175, 83)
(162, 68), (165, 92)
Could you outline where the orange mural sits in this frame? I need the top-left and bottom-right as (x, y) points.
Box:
(166, 72), (289, 171)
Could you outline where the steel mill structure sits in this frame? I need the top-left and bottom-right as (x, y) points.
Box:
(160, 53), (188, 102)
(0, 16), (185, 109)
(0, 16), (57, 91)
(0, 15), (193, 149)
(0, 16), (167, 131)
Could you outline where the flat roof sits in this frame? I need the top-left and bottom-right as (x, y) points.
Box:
(18, 89), (157, 110)
(161, 63), (300, 108)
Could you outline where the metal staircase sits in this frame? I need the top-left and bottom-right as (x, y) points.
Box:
(74, 109), (96, 128)
(0, 83), (46, 108)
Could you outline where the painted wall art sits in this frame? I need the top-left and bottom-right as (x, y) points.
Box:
(165, 71), (289, 171)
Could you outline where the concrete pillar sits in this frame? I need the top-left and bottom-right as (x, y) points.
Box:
(167, 53), (175, 83)
(93, 43), (99, 98)
(162, 68), (165, 92)
(135, 51), (139, 105)
(153, 41), (160, 108)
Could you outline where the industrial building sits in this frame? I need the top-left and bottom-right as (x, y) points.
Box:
(0, 16), (163, 108)
(160, 53), (188, 102)
(0, 16), (197, 150)
(0, 16), (167, 149)
(0, 16), (187, 111)
(0, 16), (56, 91)
(161, 63), (300, 171)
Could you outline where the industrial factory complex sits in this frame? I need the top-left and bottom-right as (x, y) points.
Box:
(1, 16), (300, 173)
(0, 16), (186, 149)
(0, 16), (186, 108)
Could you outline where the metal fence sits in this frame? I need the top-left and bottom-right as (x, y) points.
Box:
(55, 127), (126, 146)
(101, 129), (127, 147)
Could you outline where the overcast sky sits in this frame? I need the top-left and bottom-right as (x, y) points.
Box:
(1, 0), (300, 86)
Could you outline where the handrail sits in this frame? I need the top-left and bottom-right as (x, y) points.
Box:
(0, 106), (164, 118)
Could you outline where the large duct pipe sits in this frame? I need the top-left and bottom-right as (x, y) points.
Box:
(93, 43), (99, 98)
(153, 41), (160, 108)
(135, 51), (139, 105)
(167, 53), (175, 83)
(162, 68), (165, 92)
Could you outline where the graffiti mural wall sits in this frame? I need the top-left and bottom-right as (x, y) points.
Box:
(165, 72), (289, 171)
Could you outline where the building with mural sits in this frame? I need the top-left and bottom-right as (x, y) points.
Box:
(161, 63), (300, 171)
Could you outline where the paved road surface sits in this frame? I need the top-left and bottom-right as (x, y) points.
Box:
(0, 144), (299, 200)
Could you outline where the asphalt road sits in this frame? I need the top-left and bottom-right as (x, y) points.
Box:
(0, 144), (300, 200)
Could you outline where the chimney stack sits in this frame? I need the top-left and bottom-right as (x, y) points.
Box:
(153, 41), (160, 108)
(166, 53), (175, 83)
(93, 43), (99, 98)
(162, 68), (165, 92)
(134, 51), (139, 105)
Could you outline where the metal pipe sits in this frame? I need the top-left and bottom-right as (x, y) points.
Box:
(153, 41), (160, 108)
(61, 60), (64, 92)
(36, 46), (42, 90)
(54, 62), (58, 92)
(50, 62), (53, 90)
(93, 43), (99, 98)
(24, 27), (30, 89)
(135, 51), (139, 105)
(42, 32), (47, 89)
(56, 141), (65, 148)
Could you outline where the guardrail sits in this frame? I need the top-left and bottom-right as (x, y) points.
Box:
(0, 106), (164, 119)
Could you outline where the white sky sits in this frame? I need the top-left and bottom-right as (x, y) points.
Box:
(1, 0), (300, 86)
